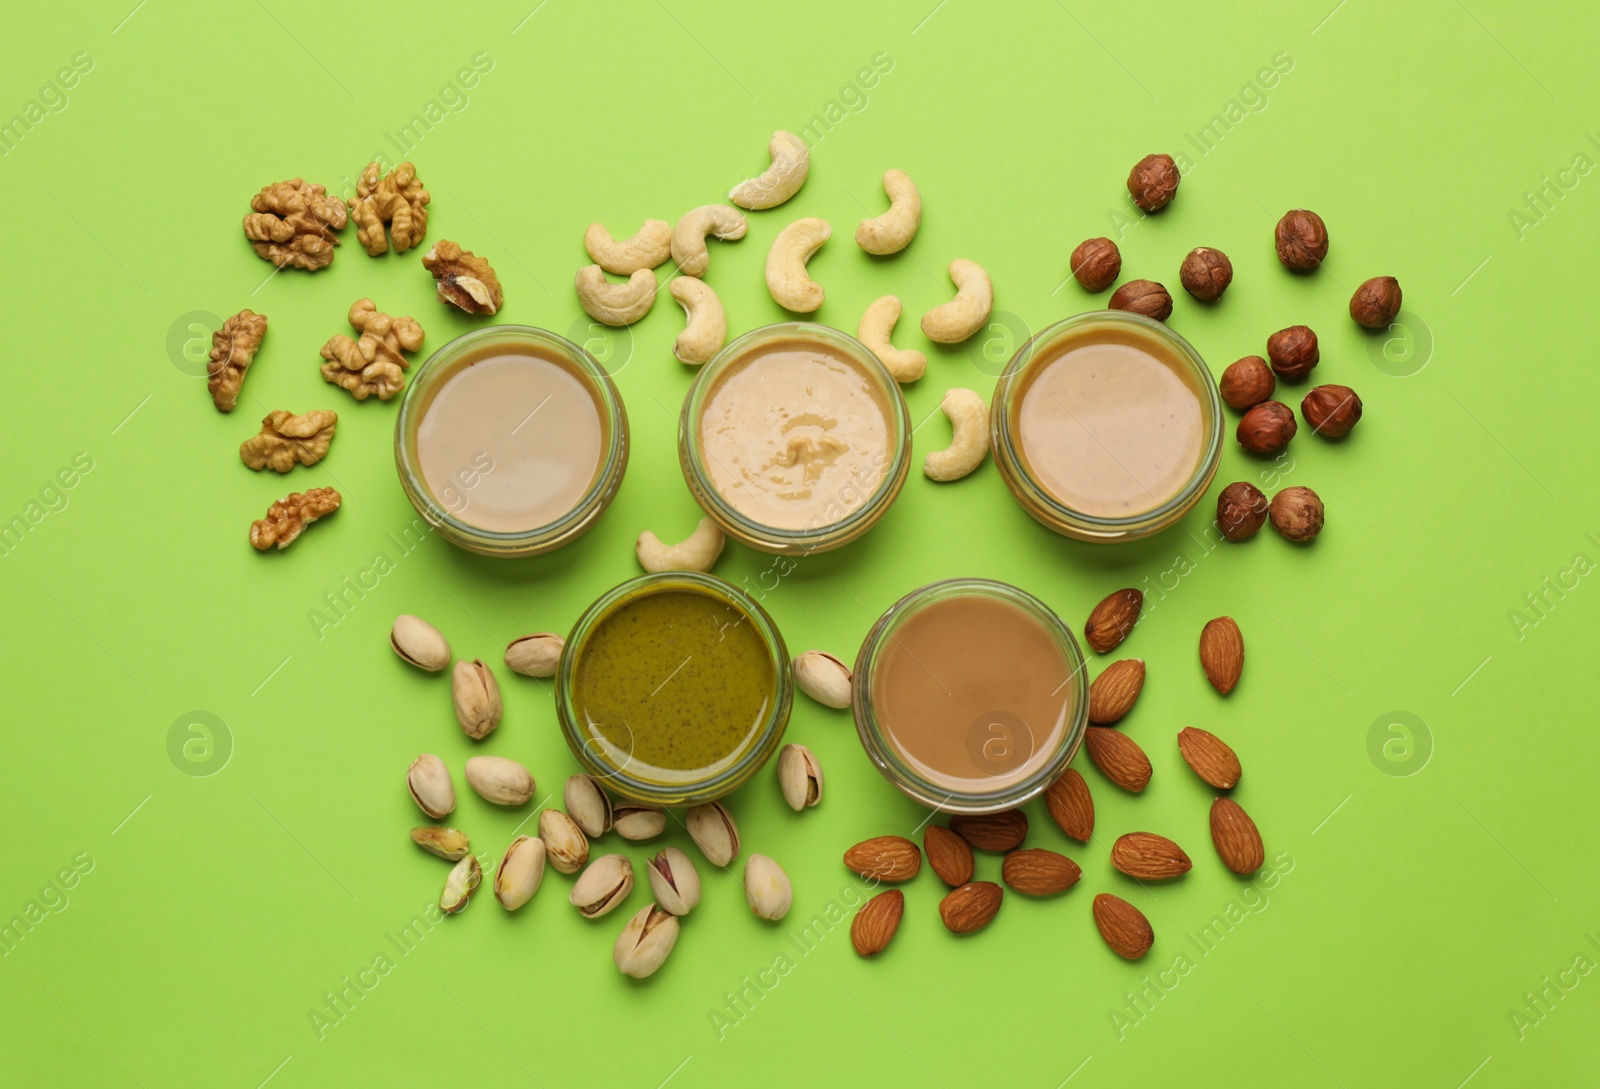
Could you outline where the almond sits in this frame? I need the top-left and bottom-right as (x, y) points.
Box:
(1001, 848), (1081, 895)
(1084, 589), (1143, 654)
(1044, 768), (1094, 842)
(1210, 797), (1265, 875)
(1093, 893), (1153, 959)
(1083, 728), (1152, 792)
(1178, 726), (1241, 789)
(1088, 658), (1145, 724)
(950, 809), (1028, 852)
(1199, 617), (1244, 695)
(924, 825), (975, 887)
(938, 881), (1003, 934)
(1110, 832), (1192, 880)
(850, 889), (904, 957)
(843, 836), (922, 882)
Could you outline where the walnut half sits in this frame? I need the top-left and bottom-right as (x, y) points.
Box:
(422, 240), (503, 315)
(242, 178), (349, 271)
(240, 410), (338, 473)
(206, 310), (268, 412)
(250, 487), (341, 551)
(319, 298), (425, 401)
(351, 161), (430, 256)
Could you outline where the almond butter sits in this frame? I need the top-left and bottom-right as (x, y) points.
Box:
(1044, 768), (1095, 842)
(851, 889), (905, 957)
(938, 881), (1003, 934)
(924, 825), (974, 887)
(1083, 728), (1152, 792)
(1199, 617), (1244, 695)
(1210, 797), (1265, 875)
(1084, 589), (1143, 654)
(1088, 658), (1145, 724)
(1178, 726), (1241, 789)
(949, 809), (1028, 852)
(1110, 832), (1192, 880)
(1093, 893), (1153, 959)
(843, 836), (922, 882)
(1001, 848), (1081, 895)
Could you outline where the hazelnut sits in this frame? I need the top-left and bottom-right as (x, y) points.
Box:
(1216, 482), (1269, 541)
(1266, 325), (1319, 380)
(1301, 384), (1363, 438)
(1219, 356), (1275, 411)
(1269, 486), (1324, 542)
(1274, 209), (1328, 271)
(1108, 279), (1173, 322)
(1179, 247), (1232, 303)
(1127, 154), (1181, 213)
(1070, 237), (1122, 293)
(1350, 276), (1402, 328)
(1237, 401), (1297, 454)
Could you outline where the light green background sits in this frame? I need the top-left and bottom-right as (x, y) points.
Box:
(3, 0), (1597, 1085)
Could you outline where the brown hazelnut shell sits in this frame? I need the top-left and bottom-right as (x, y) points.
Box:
(1071, 237), (1121, 293)
(1220, 356), (1275, 411)
(1275, 209), (1328, 271)
(1237, 401), (1297, 454)
(1267, 325), (1319, 380)
(1269, 486), (1324, 542)
(1127, 154), (1180, 213)
(1180, 247), (1232, 302)
(1217, 482), (1269, 541)
(1350, 276), (1402, 328)
(1108, 279), (1173, 322)
(1301, 385), (1363, 438)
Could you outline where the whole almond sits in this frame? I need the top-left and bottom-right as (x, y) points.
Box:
(1084, 589), (1143, 654)
(1044, 768), (1095, 842)
(1199, 617), (1244, 695)
(1088, 659), (1145, 724)
(1210, 797), (1265, 875)
(1083, 728), (1152, 792)
(950, 809), (1028, 852)
(924, 825), (975, 887)
(1111, 832), (1192, 880)
(1093, 893), (1153, 959)
(842, 836), (921, 882)
(1178, 727), (1241, 789)
(1001, 848), (1082, 895)
(939, 881), (1003, 934)
(851, 889), (905, 957)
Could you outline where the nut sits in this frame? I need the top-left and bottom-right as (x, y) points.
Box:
(613, 804), (668, 841)
(925, 825), (975, 887)
(765, 217), (831, 312)
(250, 487), (340, 551)
(1001, 849), (1082, 896)
(1199, 617), (1244, 696)
(495, 835), (546, 911)
(1180, 247), (1232, 302)
(451, 659), (502, 740)
(685, 801), (739, 867)
(777, 744), (823, 811)
(671, 204), (748, 278)
(1111, 832), (1192, 880)
(350, 161), (429, 256)
(575, 265), (656, 327)
(464, 755), (534, 806)
(794, 651), (852, 709)
(423, 240), (503, 315)
(743, 854), (793, 921)
(319, 298), (425, 402)
(1178, 726), (1241, 790)
(1219, 356), (1275, 411)
(646, 847), (702, 916)
(730, 130), (810, 210)
(505, 633), (563, 678)
(920, 259), (993, 344)
(410, 826), (470, 860)
(1043, 768), (1094, 842)
(851, 889), (904, 957)
(1350, 275), (1402, 328)
(858, 295), (926, 384)
(440, 856), (482, 914)
(1084, 727), (1152, 792)
(613, 903), (679, 979)
(636, 518), (724, 573)
(1266, 325), (1319, 380)
(242, 178), (347, 270)
(1275, 209), (1328, 271)
(1084, 588), (1142, 654)
(1093, 893), (1153, 959)
(206, 310), (268, 412)
(564, 773), (613, 837)
(668, 277), (727, 365)
(1108, 279), (1173, 322)
(240, 409), (337, 473)
(1237, 401), (1297, 455)
(1070, 236), (1121, 292)
(1210, 798), (1265, 875)
(938, 881), (1003, 934)
(407, 754), (455, 819)
(570, 854), (634, 918)
(855, 169), (922, 255)
(1269, 485), (1324, 542)
(843, 836), (921, 882)
(584, 219), (672, 275)
(538, 809), (589, 874)
(1087, 658), (1145, 724)
(1301, 384), (1363, 438)
(924, 388), (990, 482)
(1127, 153), (1180, 212)
(1216, 481), (1270, 541)
(950, 810), (1028, 852)
(391, 615), (450, 673)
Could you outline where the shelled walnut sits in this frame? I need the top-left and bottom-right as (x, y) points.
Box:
(242, 179), (348, 271)
(240, 410), (338, 472)
(319, 298), (425, 401)
(422, 240), (502, 315)
(351, 161), (430, 256)
(250, 487), (341, 550)
(206, 310), (268, 412)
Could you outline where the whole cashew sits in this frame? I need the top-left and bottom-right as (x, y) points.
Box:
(574, 265), (656, 326)
(729, 131), (810, 211)
(671, 205), (748, 278)
(920, 259), (993, 344)
(855, 170), (922, 255)
(924, 388), (990, 482)
(858, 295), (926, 383)
(636, 517), (725, 573)
(584, 219), (672, 275)
(765, 217), (831, 313)
(669, 277), (727, 365)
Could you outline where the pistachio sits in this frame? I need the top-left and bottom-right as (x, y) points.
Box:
(495, 835), (546, 911)
(504, 632), (564, 678)
(564, 773), (614, 838)
(440, 855), (482, 914)
(794, 650), (852, 709)
(410, 826), (470, 860)
(743, 854), (793, 921)
(391, 614), (451, 672)
(613, 804), (667, 841)
(777, 744), (823, 811)
(569, 853), (634, 918)
(646, 847), (702, 916)
(451, 659), (502, 740)
(539, 808), (590, 874)
(464, 755), (535, 806)
(613, 902), (680, 979)
(686, 801), (740, 867)
(407, 754), (455, 819)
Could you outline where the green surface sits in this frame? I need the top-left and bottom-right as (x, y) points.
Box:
(4, 1), (1597, 1085)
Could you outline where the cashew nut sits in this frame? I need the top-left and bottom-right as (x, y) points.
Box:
(920, 259), (993, 344)
(636, 518), (725, 573)
(668, 277), (727, 366)
(584, 219), (672, 275)
(671, 205), (748, 278)
(857, 295), (926, 384)
(765, 217), (830, 313)
(729, 131), (810, 211)
(855, 170), (922, 255)
(924, 388), (990, 482)
(574, 265), (656, 327)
